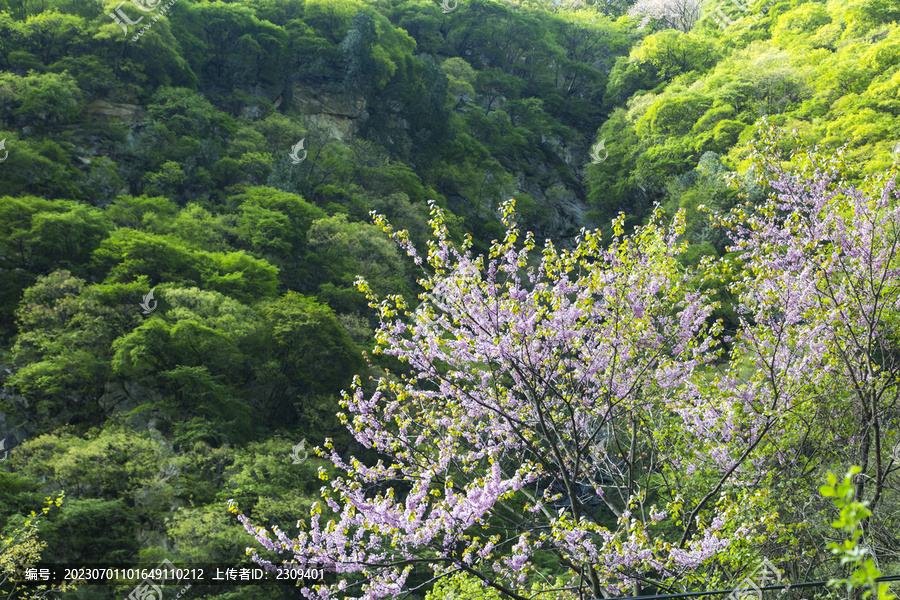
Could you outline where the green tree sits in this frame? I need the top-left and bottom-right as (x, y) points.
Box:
(0, 197), (112, 336)
(306, 213), (412, 313)
(0, 135), (85, 200)
(22, 10), (85, 65)
(771, 3), (832, 49)
(631, 30), (717, 82)
(92, 229), (279, 303)
(0, 71), (83, 132)
(637, 93), (712, 137)
(303, 0), (365, 44)
(110, 287), (266, 447)
(425, 574), (502, 600)
(442, 57), (478, 107)
(228, 186), (326, 287)
(252, 292), (360, 429)
(821, 468), (898, 600)
(8, 272), (141, 429)
(185, 1), (289, 91)
(0, 11), (24, 68)
(584, 108), (647, 229)
(144, 86), (237, 146)
(104, 195), (179, 231)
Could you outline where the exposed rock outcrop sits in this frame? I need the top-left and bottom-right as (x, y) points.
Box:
(291, 85), (366, 141)
(83, 99), (147, 126)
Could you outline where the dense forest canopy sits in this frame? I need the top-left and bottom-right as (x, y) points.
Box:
(0, 0), (898, 599)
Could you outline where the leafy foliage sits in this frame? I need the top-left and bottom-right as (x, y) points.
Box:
(821, 468), (897, 600)
(0, 493), (77, 600)
(1, 0), (900, 598)
(235, 134), (900, 600)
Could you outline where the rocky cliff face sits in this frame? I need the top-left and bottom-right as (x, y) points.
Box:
(83, 99), (147, 126)
(291, 85), (366, 142)
(81, 85), (590, 240)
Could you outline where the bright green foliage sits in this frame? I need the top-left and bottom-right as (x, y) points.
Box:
(443, 57), (478, 106)
(254, 292), (361, 417)
(0, 196), (112, 335)
(639, 95), (711, 138)
(21, 10), (84, 64)
(104, 195), (180, 231)
(0, 493), (77, 599)
(425, 574), (503, 600)
(821, 468), (897, 600)
(0, 198), (112, 273)
(631, 31), (718, 82)
(585, 0), (900, 225)
(9, 271), (140, 428)
(848, 0), (900, 28)
(771, 3), (832, 49)
(306, 213), (412, 312)
(110, 287), (266, 446)
(2, 0), (900, 590)
(0, 70), (83, 132)
(92, 229), (279, 303)
(229, 186), (327, 285)
(424, 573), (575, 600)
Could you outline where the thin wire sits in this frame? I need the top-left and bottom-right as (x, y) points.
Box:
(599, 575), (900, 600)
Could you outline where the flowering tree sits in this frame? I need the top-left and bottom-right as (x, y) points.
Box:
(230, 195), (812, 600)
(626, 0), (703, 31)
(720, 124), (900, 558)
(230, 120), (900, 596)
